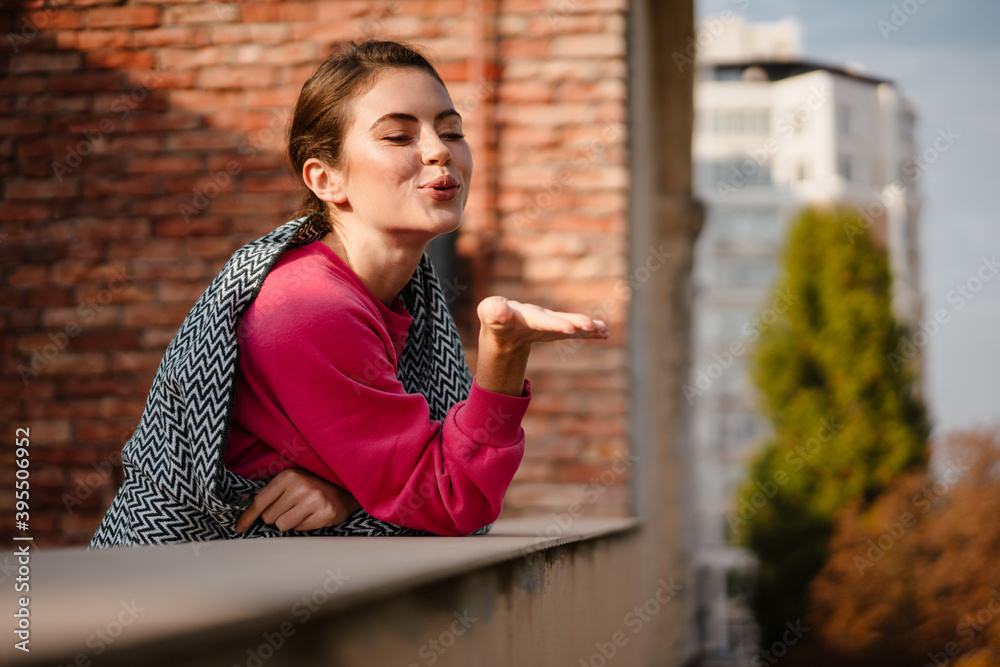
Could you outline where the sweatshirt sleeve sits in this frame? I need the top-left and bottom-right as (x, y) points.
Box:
(239, 292), (530, 536)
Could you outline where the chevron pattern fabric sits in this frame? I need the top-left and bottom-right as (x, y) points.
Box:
(89, 214), (484, 548)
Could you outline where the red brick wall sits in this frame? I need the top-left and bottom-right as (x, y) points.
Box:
(1, 0), (630, 546)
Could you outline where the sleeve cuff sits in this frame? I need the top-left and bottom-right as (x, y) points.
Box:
(453, 377), (532, 447)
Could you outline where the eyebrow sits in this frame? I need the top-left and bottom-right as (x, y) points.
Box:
(368, 109), (462, 132)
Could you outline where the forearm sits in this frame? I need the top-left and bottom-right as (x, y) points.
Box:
(474, 330), (531, 397)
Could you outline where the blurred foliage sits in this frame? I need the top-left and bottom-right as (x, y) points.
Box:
(731, 206), (929, 643)
(800, 428), (1000, 667)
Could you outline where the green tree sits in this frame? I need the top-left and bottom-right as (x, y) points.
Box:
(731, 205), (929, 643)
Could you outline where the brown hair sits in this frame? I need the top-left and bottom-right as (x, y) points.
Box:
(287, 40), (446, 227)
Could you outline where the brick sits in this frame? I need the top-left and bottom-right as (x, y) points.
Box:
(88, 6), (161, 29)
(49, 71), (122, 92)
(0, 75), (47, 94)
(132, 25), (209, 48)
(167, 130), (246, 151)
(106, 238), (182, 260)
(163, 3), (240, 24)
(75, 420), (137, 442)
(122, 302), (192, 327)
(23, 9), (85, 30)
(244, 87), (300, 108)
(75, 282), (153, 305)
(212, 23), (289, 45)
(198, 64), (276, 89)
(125, 69), (196, 90)
(20, 420), (72, 445)
(5, 179), (81, 200)
(168, 88), (244, 110)
(243, 174), (298, 194)
(60, 512), (105, 533)
(17, 93), (91, 115)
(125, 111), (201, 132)
(0, 201), (52, 222)
(92, 90), (168, 115)
(242, 3), (316, 23)
(156, 45), (226, 69)
(85, 50), (157, 70)
(83, 176), (158, 198)
(64, 329), (142, 352)
(76, 30), (133, 50)
(156, 280), (210, 303)
(9, 51), (82, 73)
(109, 350), (162, 372)
(500, 38), (550, 59)
(0, 116), (46, 135)
(183, 236), (240, 259)
(128, 154), (202, 174)
(7, 265), (48, 286)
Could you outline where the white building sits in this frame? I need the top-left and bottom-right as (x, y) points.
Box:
(688, 16), (922, 665)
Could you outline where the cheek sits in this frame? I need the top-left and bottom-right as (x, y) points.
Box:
(355, 149), (419, 193)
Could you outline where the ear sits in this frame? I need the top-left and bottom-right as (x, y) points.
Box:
(302, 157), (348, 205)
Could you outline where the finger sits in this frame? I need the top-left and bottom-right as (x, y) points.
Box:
(235, 482), (286, 532)
(260, 489), (300, 526)
(478, 296), (515, 325)
(272, 503), (314, 532)
(290, 512), (329, 533)
(546, 310), (604, 332)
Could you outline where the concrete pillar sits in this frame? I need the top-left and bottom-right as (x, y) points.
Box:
(628, 0), (703, 664)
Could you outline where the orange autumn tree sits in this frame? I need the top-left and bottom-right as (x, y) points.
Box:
(802, 428), (1000, 666)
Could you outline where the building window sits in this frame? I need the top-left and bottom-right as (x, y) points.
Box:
(716, 256), (777, 288)
(717, 411), (760, 454)
(696, 160), (773, 189)
(837, 154), (854, 182)
(837, 104), (852, 135)
(705, 109), (771, 136)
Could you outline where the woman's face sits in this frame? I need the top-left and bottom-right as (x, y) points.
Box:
(329, 67), (472, 240)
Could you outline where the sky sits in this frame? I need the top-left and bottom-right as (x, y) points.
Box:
(697, 0), (1000, 436)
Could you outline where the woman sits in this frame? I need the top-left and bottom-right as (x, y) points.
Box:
(89, 40), (606, 547)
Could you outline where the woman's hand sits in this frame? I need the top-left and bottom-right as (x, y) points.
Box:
(474, 297), (609, 397)
(477, 297), (609, 351)
(235, 467), (362, 534)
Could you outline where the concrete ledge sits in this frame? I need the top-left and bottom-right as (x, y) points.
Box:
(5, 517), (643, 667)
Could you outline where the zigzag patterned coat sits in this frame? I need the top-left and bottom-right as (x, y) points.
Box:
(89, 214), (478, 547)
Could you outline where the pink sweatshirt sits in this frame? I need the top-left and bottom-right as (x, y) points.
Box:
(223, 239), (530, 536)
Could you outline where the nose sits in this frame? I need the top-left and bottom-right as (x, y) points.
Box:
(421, 128), (452, 165)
